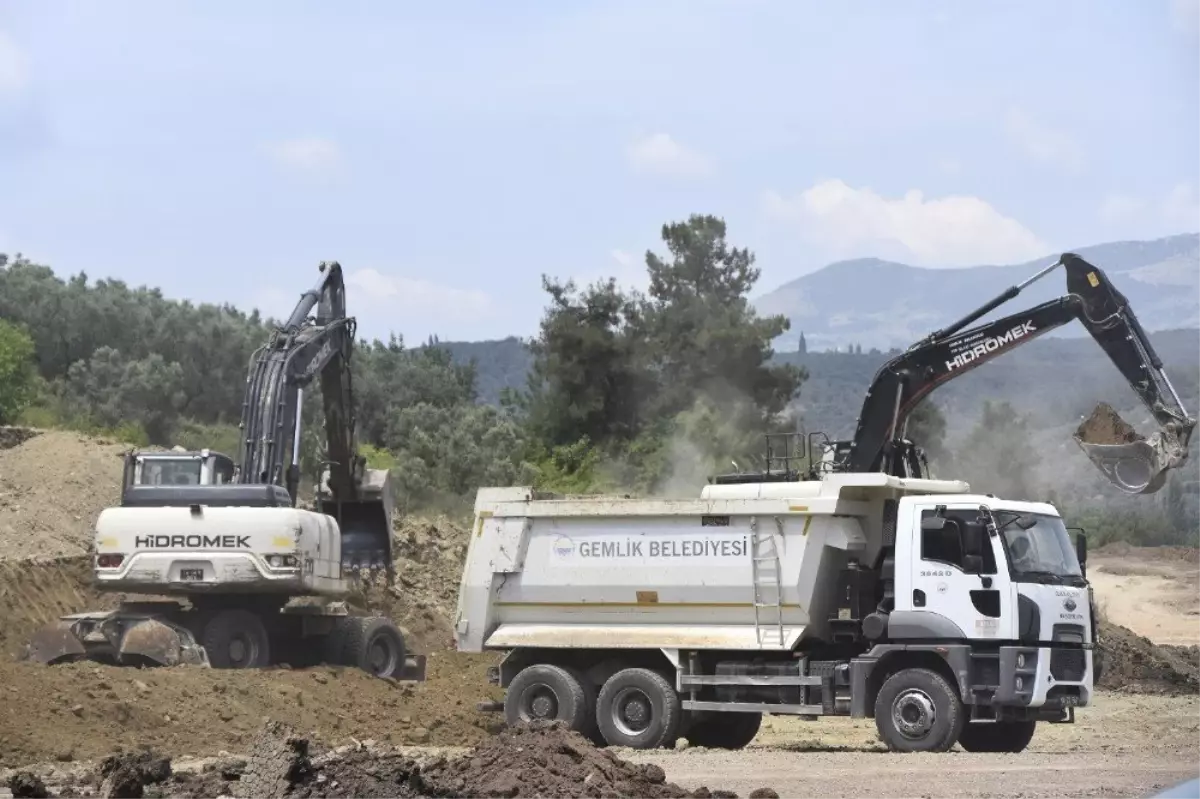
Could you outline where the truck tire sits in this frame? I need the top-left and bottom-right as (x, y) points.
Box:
(505, 664), (591, 733)
(201, 609), (271, 669)
(684, 712), (762, 750)
(320, 616), (354, 667)
(873, 667), (965, 753)
(596, 668), (682, 750)
(562, 665), (605, 746)
(957, 720), (1037, 753)
(342, 616), (406, 678)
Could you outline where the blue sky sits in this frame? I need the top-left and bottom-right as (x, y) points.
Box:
(1, 0), (1197, 343)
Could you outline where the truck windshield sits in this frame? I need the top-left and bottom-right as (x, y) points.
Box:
(995, 511), (1084, 584)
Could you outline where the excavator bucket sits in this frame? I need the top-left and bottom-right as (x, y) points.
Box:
(319, 466), (395, 577)
(1063, 254), (1196, 494)
(25, 610), (209, 668)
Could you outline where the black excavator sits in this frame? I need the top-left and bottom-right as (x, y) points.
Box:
(718, 252), (1196, 495)
(26, 261), (423, 679)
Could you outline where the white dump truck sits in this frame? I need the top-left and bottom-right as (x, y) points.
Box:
(453, 253), (1195, 753)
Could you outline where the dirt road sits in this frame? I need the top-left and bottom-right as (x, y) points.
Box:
(624, 693), (1200, 798)
(1089, 546), (1199, 647)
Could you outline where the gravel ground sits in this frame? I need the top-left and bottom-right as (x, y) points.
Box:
(619, 692), (1200, 799)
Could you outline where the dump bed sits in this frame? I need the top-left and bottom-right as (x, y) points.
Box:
(454, 474), (971, 654)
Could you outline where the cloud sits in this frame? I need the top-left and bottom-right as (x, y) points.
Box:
(762, 179), (1048, 267)
(0, 30), (30, 96)
(1099, 193), (1148, 222)
(1098, 183), (1199, 231)
(1004, 107), (1085, 173)
(1161, 183), (1200, 229)
(346, 268), (491, 317)
(264, 137), (345, 180)
(626, 133), (713, 179)
(1169, 0), (1200, 35)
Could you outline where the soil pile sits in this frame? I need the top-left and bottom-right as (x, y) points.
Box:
(0, 428), (129, 562)
(0, 653), (502, 768)
(0, 556), (117, 659)
(346, 516), (471, 653)
(69, 720), (774, 799)
(1075, 403), (1143, 445)
(1097, 618), (1199, 695)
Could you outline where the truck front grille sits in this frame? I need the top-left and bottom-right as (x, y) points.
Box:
(1050, 648), (1086, 681)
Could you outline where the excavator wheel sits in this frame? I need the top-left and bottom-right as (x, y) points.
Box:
(341, 615), (407, 679)
(201, 609), (271, 670)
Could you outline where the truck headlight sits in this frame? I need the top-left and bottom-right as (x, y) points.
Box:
(263, 554), (298, 570)
(1016, 677), (1024, 691)
(1017, 653), (1025, 669)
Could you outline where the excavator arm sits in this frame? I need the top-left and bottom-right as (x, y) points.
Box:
(836, 253), (1195, 494)
(238, 261), (393, 572)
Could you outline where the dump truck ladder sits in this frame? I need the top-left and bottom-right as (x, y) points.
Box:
(750, 516), (785, 648)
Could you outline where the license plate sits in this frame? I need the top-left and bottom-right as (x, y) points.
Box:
(180, 568), (203, 581)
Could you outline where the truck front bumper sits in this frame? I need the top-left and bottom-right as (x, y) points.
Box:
(993, 644), (1093, 710)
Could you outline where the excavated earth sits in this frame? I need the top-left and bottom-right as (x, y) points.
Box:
(4, 721), (780, 798)
(1075, 402), (1143, 445)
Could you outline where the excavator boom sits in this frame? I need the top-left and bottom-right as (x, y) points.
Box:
(835, 253), (1194, 494)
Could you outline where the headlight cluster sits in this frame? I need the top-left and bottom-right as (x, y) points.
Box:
(263, 554), (299, 570)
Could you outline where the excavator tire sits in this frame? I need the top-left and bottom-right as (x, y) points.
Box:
(341, 615), (406, 679)
(201, 609), (271, 669)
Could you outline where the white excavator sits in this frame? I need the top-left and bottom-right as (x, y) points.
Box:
(26, 262), (426, 681)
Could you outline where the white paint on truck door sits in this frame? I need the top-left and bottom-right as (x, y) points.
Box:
(903, 503), (1014, 640)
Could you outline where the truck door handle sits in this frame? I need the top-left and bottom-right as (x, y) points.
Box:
(913, 589), (926, 607)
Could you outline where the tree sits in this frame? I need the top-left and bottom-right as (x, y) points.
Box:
(907, 399), (948, 467)
(0, 319), (36, 424)
(66, 348), (187, 444)
(638, 214), (805, 422)
(953, 400), (1040, 500)
(521, 276), (651, 449)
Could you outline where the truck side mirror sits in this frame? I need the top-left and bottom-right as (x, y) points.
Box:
(962, 523), (984, 557)
(1075, 531), (1087, 568)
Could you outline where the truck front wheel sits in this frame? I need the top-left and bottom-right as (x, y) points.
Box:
(505, 664), (591, 733)
(596, 668), (681, 750)
(958, 720), (1037, 752)
(874, 667), (965, 753)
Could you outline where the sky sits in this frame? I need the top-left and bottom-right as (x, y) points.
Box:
(1, 0), (1197, 343)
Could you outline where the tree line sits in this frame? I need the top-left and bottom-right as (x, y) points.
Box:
(0, 218), (1194, 545)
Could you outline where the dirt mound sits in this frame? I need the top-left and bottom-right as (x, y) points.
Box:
(0, 429), (129, 562)
(345, 516), (472, 653)
(0, 556), (118, 659)
(0, 651), (501, 768)
(1098, 618), (1199, 695)
(77, 721), (772, 799)
(1094, 542), (1200, 566)
(1075, 402), (1143, 444)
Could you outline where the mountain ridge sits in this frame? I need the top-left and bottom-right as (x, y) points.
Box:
(752, 232), (1199, 352)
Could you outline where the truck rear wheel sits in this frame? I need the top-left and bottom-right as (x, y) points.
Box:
(201, 609), (271, 669)
(342, 616), (406, 679)
(505, 664), (591, 733)
(596, 668), (681, 750)
(957, 720), (1037, 753)
(684, 712), (762, 749)
(874, 667), (965, 753)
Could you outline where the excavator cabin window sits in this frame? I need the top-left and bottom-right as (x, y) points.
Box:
(143, 460), (202, 486)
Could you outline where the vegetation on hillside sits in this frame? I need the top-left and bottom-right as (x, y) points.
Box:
(1, 218), (1196, 546)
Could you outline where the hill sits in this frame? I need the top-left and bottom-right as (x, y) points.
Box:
(753, 233), (1199, 352)
(434, 328), (1199, 440)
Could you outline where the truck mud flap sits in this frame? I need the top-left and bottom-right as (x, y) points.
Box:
(25, 614), (209, 668)
(396, 653), (427, 682)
